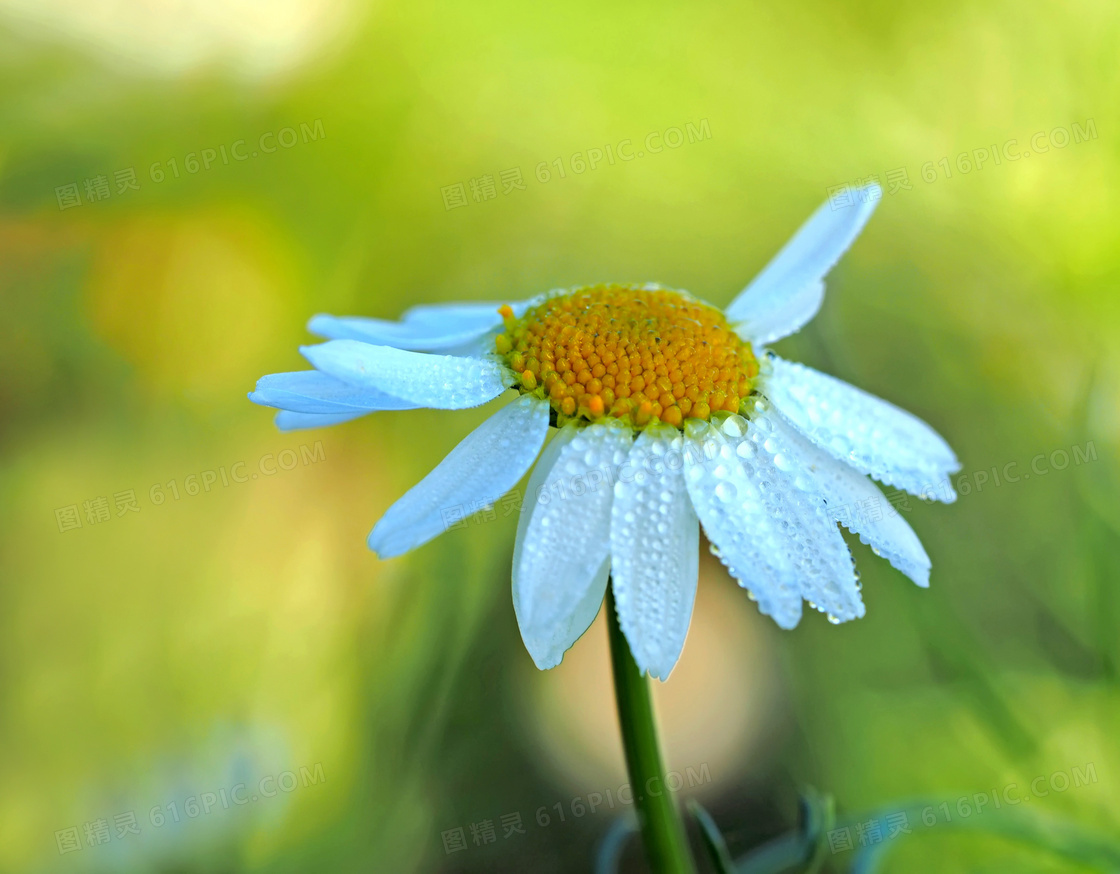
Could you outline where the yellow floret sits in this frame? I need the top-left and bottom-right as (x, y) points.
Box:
(495, 284), (758, 428)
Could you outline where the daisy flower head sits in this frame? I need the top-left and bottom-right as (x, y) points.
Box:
(250, 184), (959, 680)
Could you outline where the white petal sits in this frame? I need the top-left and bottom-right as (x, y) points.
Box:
(761, 402), (931, 587)
(609, 424), (699, 680)
(762, 355), (960, 500)
(725, 184), (881, 343)
(684, 414), (864, 627)
(368, 395), (550, 558)
(307, 314), (497, 352)
(517, 556), (611, 671)
(401, 299), (531, 330)
(512, 422), (632, 668)
(301, 340), (515, 409)
(309, 299), (540, 351)
(250, 370), (420, 414)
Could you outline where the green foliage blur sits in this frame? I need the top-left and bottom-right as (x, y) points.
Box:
(1, 1), (1117, 872)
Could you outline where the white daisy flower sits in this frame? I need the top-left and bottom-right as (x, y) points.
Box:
(250, 184), (959, 680)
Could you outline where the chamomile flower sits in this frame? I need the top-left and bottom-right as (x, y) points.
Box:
(250, 184), (959, 679)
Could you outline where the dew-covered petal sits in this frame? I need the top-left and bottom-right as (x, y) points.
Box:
(368, 395), (550, 558)
(511, 428), (572, 638)
(309, 299), (538, 351)
(301, 340), (515, 409)
(684, 413), (864, 627)
(609, 424), (699, 680)
(307, 314), (496, 352)
(274, 410), (368, 431)
(725, 184), (881, 344)
(762, 355), (960, 500)
(307, 315), (495, 352)
(730, 280), (825, 348)
(249, 370), (420, 414)
(759, 401), (931, 587)
(512, 421), (633, 668)
(516, 556), (610, 671)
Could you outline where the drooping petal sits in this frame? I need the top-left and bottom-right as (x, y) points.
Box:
(249, 370), (420, 414)
(762, 355), (960, 500)
(512, 421), (632, 669)
(511, 426), (572, 640)
(308, 298), (539, 352)
(369, 395), (550, 558)
(301, 340), (515, 409)
(609, 424), (700, 680)
(516, 556), (611, 672)
(725, 184), (881, 344)
(307, 314), (496, 353)
(761, 402), (931, 587)
(275, 410), (368, 431)
(684, 413), (864, 628)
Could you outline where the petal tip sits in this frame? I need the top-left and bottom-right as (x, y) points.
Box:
(367, 525), (406, 559)
(767, 608), (802, 630)
(528, 646), (564, 671)
(306, 314), (331, 336)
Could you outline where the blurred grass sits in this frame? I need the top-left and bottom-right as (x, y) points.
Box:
(1, 0), (1118, 871)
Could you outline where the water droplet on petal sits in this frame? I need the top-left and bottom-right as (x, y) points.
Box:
(721, 417), (744, 438)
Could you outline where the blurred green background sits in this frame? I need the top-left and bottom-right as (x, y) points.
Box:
(1, 0), (1118, 871)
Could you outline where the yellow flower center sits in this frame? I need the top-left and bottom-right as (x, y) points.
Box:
(495, 284), (758, 429)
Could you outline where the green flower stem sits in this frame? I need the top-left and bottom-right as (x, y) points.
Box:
(606, 585), (697, 874)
